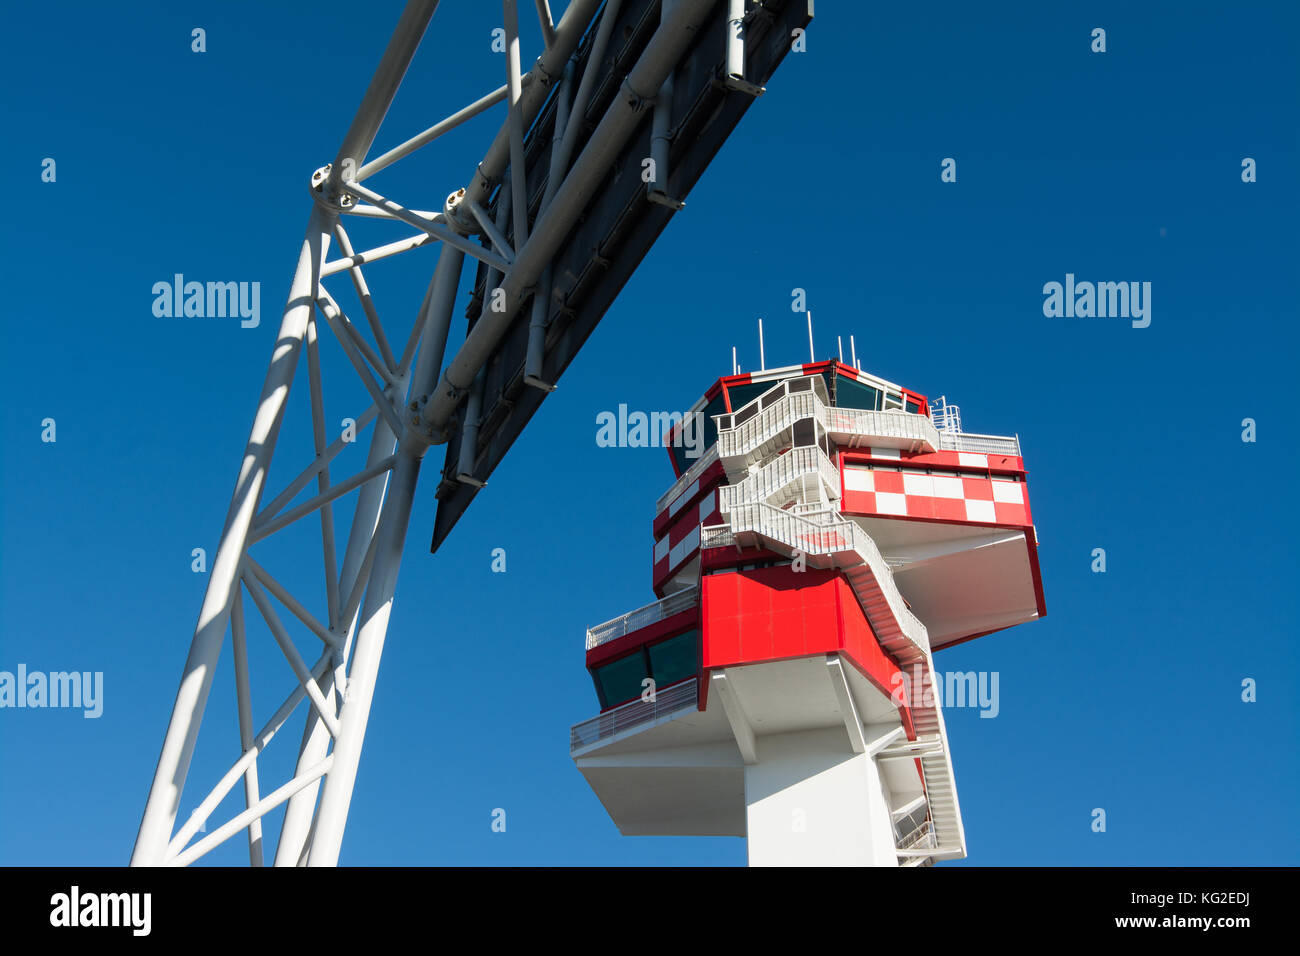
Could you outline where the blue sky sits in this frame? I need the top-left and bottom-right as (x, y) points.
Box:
(1, 0), (1297, 866)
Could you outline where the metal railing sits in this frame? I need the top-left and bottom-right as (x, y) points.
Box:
(717, 446), (840, 515)
(716, 390), (820, 462)
(930, 395), (961, 435)
(717, 382), (943, 465)
(823, 406), (941, 450)
(937, 431), (1021, 457)
(700, 523), (734, 550)
(585, 586), (700, 650)
(896, 818), (937, 852)
(654, 444), (719, 515)
(569, 678), (699, 753)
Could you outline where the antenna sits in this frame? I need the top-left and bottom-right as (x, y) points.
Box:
(732, 346), (738, 375)
(850, 334), (858, 370)
(758, 318), (766, 370)
(806, 310), (814, 363)
(837, 335), (843, 362)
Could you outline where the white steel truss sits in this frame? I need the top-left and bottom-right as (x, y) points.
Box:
(130, 0), (724, 866)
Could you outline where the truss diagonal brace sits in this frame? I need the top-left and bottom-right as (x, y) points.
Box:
(341, 179), (511, 272)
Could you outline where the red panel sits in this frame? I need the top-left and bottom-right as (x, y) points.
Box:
(993, 501), (1029, 526)
(873, 470), (905, 495)
(700, 567), (910, 728)
(832, 577), (906, 704)
(702, 566), (838, 669)
(930, 497), (967, 522)
(842, 489), (871, 515)
(906, 495), (935, 520)
(961, 476), (994, 500)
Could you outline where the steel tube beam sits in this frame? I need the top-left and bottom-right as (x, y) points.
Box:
(244, 557), (336, 647)
(329, 0), (440, 191)
(307, 241), (466, 865)
(229, 591), (264, 866)
(316, 287), (402, 389)
(726, 0), (745, 83)
(321, 231), (437, 277)
(524, 61), (574, 388)
(304, 314), (342, 631)
(132, 206), (333, 866)
(164, 650), (335, 860)
(723, 0), (762, 95)
(456, 365), (487, 482)
(358, 84), (512, 181)
(276, 363), (407, 864)
(257, 404), (379, 525)
(171, 757), (335, 868)
(422, 0), (714, 433)
(341, 179), (512, 272)
(241, 576), (342, 739)
(463, 0), (604, 209)
(504, 0), (531, 251)
(465, 200), (516, 261)
(534, 0), (556, 48)
(647, 0), (684, 209)
(340, 204), (444, 220)
(552, 0), (623, 190)
(249, 455), (397, 544)
(332, 223), (397, 372)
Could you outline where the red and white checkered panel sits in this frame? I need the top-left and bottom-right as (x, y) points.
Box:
(842, 464), (1031, 527)
(652, 491), (718, 588)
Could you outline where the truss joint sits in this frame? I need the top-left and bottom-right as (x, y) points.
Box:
(311, 164), (356, 211)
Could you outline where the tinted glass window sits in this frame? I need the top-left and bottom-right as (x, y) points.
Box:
(648, 630), (698, 687)
(726, 381), (775, 413)
(595, 652), (648, 708)
(670, 443), (690, 475)
(836, 376), (881, 411)
(906, 399), (921, 414)
(672, 394), (730, 474)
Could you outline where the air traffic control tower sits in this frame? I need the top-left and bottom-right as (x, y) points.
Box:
(569, 360), (1046, 866)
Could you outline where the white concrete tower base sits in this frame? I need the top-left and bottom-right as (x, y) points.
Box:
(744, 727), (898, 867)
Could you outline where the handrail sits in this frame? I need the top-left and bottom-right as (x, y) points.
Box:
(715, 374), (827, 431)
(655, 445), (720, 514)
(569, 678), (698, 752)
(896, 818), (936, 851)
(717, 390), (820, 461)
(717, 446), (840, 514)
(823, 406), (941, 449)
(718, 388), (942, 465)
(585, 585), (700, 650)
(937, 431), (1020, 457)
